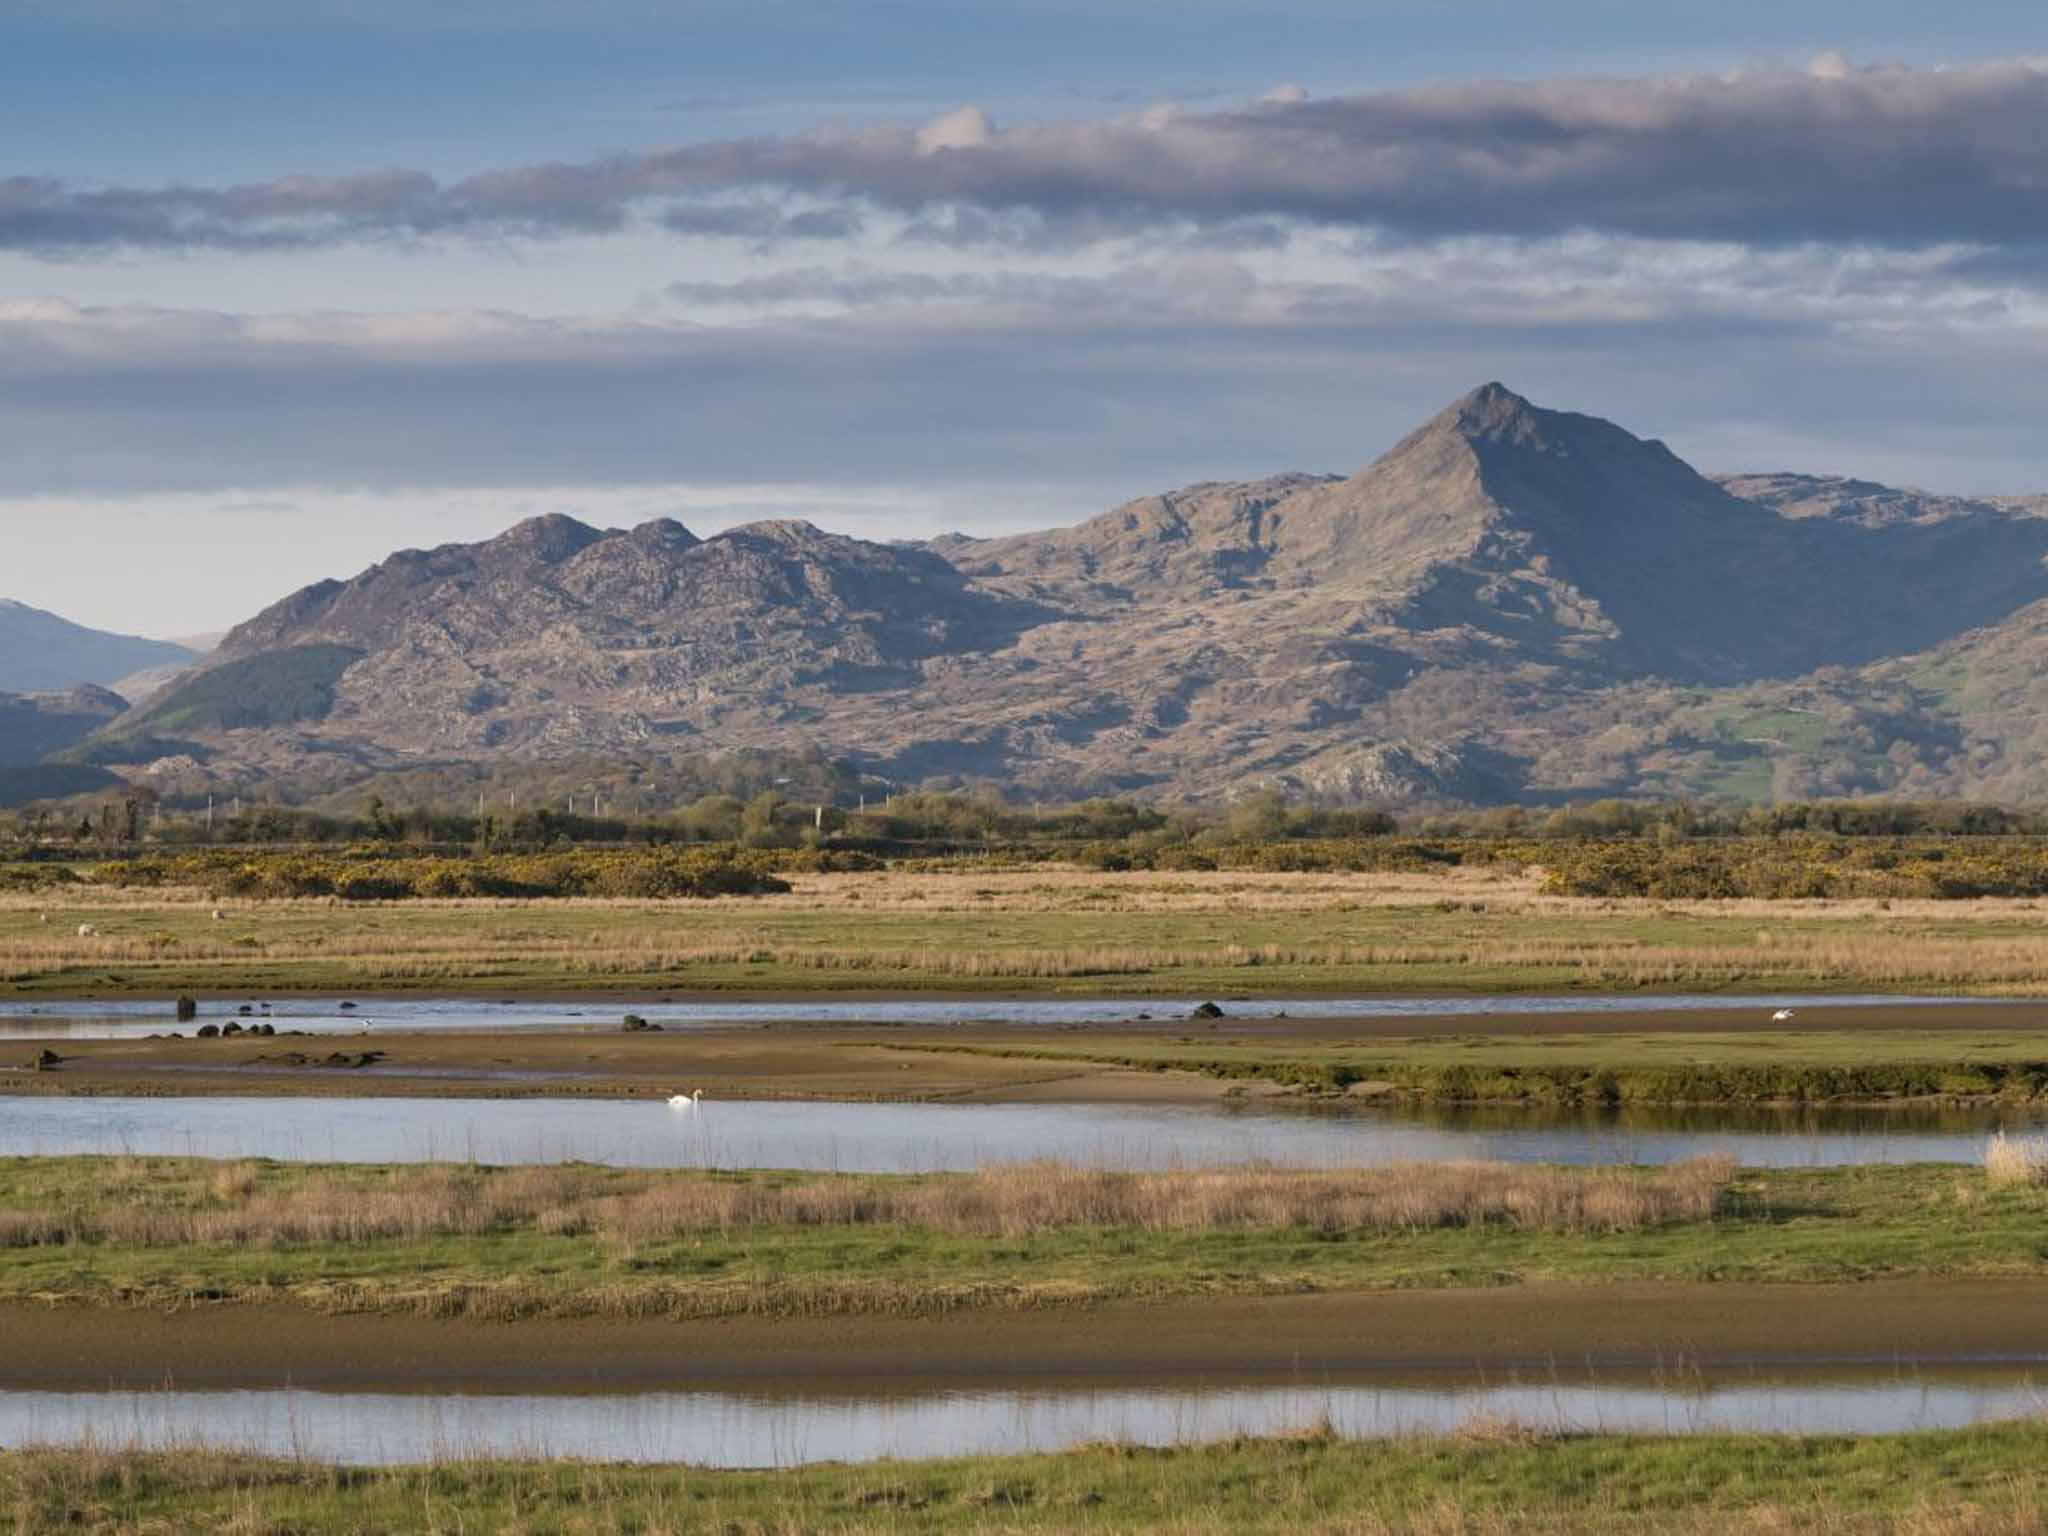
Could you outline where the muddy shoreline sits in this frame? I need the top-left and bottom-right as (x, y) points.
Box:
(3, 1282), (2045, 1391)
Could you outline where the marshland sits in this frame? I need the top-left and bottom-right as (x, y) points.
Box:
(6, 817), (2048, 1529)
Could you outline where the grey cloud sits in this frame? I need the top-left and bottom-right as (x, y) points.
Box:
(5, 261), (2047, 505)
(10, 60), (2048, 256)
(657, 203), (866, 241)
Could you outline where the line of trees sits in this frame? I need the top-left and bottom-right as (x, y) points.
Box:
(5, 785), (2048, 862)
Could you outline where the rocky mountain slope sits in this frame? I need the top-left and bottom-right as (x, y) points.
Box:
(67, 385), (2048, 806)
(0, 601), (197, 694)
(0, 685), (127, 767)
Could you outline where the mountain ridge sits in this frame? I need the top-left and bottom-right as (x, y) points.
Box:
(46, 384), (2048, 808)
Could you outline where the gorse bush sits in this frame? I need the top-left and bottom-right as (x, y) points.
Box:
(1538, 836), (2048, 899)
(0, 865), (79, 892)
(94, 848), (790, 901)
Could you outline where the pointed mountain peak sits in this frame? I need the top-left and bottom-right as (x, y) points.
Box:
(1439, 381), (1547, 442)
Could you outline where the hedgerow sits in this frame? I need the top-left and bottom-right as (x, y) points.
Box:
(92, 848), (790, 901)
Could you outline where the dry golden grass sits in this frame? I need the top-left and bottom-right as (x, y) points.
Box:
(0, 1158), (1732, 1251)
(1984, 1133), (2048, 1187)
(14, 915), (2048, 990)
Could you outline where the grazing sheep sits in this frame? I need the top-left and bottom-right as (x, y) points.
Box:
(211, 909), (225, 922)
(76, 924), (97, 938)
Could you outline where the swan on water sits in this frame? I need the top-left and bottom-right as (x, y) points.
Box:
(668, 1090), (703, 1110)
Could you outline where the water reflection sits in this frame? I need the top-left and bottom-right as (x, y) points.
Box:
(2, 1369), (2043, 1466)
(0, 993), (2018, 1041)
(1, 1094), (2039, 1170)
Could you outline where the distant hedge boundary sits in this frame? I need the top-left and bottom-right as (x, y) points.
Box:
(90, 848), (793, 901)
(27, 832), (2048, 901)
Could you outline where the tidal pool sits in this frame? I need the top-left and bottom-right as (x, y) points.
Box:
(0, 1094), (2038, 1169)
(3, 1368), (2044, 1466)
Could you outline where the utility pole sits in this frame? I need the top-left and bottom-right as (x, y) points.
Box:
(206, 796), (214, 833)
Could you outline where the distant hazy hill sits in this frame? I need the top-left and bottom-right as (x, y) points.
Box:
(71, 386), (2048, 805)
(0, 600), (198, 694)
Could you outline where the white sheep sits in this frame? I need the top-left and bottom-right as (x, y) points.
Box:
(76, 923), (98, 938)
(211, 909), (225, 922)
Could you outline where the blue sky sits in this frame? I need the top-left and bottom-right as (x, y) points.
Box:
(4, 2), (2048, 634)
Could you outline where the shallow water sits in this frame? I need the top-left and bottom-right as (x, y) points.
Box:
(4, 1369), (2044, 1466)
(0, 992), (2019, 1040)
(1, 1094), (2040, 1169)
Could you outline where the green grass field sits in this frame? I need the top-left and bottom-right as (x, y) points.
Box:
(9, 1425), (2048, 1533)
(12, 872), (2048, 996)
(3, 1157), (2043, 1318)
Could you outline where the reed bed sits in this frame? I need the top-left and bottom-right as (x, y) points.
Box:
(0, 1158), (1733, 1252)
(1984, 1133), (2048, 1187)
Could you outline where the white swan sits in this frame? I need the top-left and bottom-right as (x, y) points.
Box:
(668, 1090), (703, 1110)
(1771, 1008), (1796, 1022)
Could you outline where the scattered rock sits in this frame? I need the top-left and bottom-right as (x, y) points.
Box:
(221, 1022), (243, 1036)
(621, 1014), (662, 1032)
(253, 1022), (275, 1037)
(323, 1050), (386, 1069)
(26, 1049), (61, 1071)
(237, 1005), (254, 1016)
(338, 1001), (358, 1012)
(1191, 1001), (1226, 1020)
(196, 1024), (220, 1039)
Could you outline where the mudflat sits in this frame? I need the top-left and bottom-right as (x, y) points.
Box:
(4, 1280), (2045, 1390)
(5, 999), (2048, 1102)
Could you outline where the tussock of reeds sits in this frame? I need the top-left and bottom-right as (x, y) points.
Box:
(0, 1158), (1733, 1251)
(1984, 1132), (2048, 1187)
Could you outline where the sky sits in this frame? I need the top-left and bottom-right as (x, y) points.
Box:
(5, 2), (2048, 637)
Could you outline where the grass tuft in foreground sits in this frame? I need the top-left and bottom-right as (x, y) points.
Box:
(1983, 1132), (2048, 1187)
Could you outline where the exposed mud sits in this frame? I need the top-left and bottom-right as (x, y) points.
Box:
(3, 1281), (2045, 1391)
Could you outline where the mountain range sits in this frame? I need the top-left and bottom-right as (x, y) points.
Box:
(36, 384), (2048, 807)
(0, 601), (198, 696)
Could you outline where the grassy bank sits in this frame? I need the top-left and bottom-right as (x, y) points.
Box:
(16, 866), (2048, 998)
(3, 1156), (2045, 1319)
(878, 1031), (2048, 1102)
(9, 1425), (2048, 1533)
